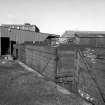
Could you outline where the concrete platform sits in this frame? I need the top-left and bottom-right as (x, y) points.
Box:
(0, 60), (90, 105)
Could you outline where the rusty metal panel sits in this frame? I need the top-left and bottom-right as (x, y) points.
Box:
(34, 32), (49, 42)
(0, 37), (1, 55)
(15, 29), (19, 42)
(1, 27), (9, 37)
(19, 30), (24, 44)
(18, 44), (26, 62)
(56, 45), (76, 91)
(23, 30), (34, 42)
(16, 30), (49, 43)
(15, 30), (24, 44)
(57, 45), (75, 74)
(0, 27), (1, 37)
(24, 45), (56, 80)
(10, 29), (16, 41)
(96, 37), (105, 47)
(10, 29), (24, 43)
(5, 28), (51, 43)
(75, 36), (105, 47)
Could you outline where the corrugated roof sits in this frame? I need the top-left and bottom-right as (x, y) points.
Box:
(62, 30), (105, 38)
(62, 31), (75, 37)
(75, 33), (105, 38)
(9, 28), (59, 42)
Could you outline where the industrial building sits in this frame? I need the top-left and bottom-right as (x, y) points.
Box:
(0, 26), (10, 55)
(1, 26), (105, 104)
(0, 24), (59, 55)
(62, 30), (105, 47)
(74, 32), (105, 47)
(2, 23), (40, 32)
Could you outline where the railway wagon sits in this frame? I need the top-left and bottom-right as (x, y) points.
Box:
(13, 43), (77, 91)
(55, 44), (77, 91)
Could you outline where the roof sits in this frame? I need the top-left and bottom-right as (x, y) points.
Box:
(62, 31), (75, 37)
(75, 33), (105, 38)
(35, 32), (51, 41)
(62, 30), (105, 38)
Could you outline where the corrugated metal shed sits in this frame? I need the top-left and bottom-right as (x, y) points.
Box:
(75, 33), (105, 47)
(0, 27), (1, 37)
(1, 26), (9, 37)
(34, 32), (50, 42)
(23, 30), (34, 42)
(10, 28), (16, 41)
(75, 33), (105, 38)
(0, 27), (1, 55)
(0, 26), (59, 44)
(62, 30), (105, 38)
(9, 28), (57, 44)
(0, 37), (1, 55)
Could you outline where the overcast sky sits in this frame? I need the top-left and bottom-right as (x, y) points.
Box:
(0, 0), (105, 35)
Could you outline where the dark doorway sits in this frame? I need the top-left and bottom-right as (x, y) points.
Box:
(10, 41), (16, 55)
(1, 37), (10, 55)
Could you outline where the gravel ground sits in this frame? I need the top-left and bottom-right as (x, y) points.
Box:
(82, 48), (105, 104)
(0, 61), (89, 105)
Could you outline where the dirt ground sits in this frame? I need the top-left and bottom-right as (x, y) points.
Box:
(0, 61), (90, 105)
(81, 48), (105, 104)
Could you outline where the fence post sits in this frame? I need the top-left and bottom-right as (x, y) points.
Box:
(55, 47), (58, 83)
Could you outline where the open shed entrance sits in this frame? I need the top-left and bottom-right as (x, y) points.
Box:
(1, 37), (10, 55)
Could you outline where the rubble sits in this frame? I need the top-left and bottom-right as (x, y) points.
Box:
(78, 89), (96, 105)
(0, 55), (14, 65)
(83, 48), (97, 64)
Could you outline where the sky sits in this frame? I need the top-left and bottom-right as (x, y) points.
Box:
(0, 0), (105, 35)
